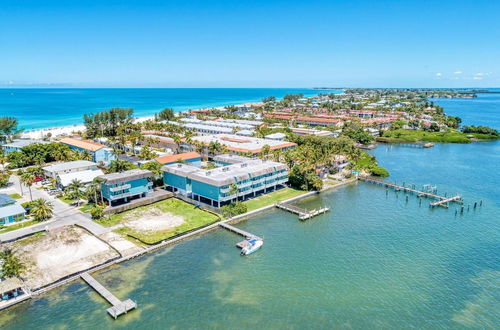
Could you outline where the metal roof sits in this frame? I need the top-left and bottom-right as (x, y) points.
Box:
(0, 194), (16, 208)
(0, 277), (24, 294)
(0, 203), (26, 218)
(58, 169), (105, 187)
(98, 169), (153, 185)
(163, 159), (288, 187)
(43, 160), (97, 173)
(1, 139), (50, 148)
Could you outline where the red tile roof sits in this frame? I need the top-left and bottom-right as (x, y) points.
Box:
(155, 151), (201, 164)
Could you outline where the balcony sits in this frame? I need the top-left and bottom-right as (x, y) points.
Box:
(109, 184), (131, 192)
(110, 192), (131, 201)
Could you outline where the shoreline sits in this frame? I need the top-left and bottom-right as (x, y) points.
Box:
(1, 180), (355, 311)
(16, 88), (330, 138)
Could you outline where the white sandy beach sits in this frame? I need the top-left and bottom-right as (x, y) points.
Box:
(19, 107), (229, 139)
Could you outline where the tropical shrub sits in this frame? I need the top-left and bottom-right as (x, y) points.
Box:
(221, 202), (248, 218)
(0, 249), (24, 278)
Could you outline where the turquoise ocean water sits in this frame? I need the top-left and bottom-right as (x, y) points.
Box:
(0, 92), (499, 328)
(0, 88), (323, 130)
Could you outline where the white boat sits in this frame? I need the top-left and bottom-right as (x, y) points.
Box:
(240, 238), (263, 255)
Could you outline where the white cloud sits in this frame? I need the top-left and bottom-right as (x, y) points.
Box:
(435, 72), (442, 77)
(454, 71), (463, 74)
(473, 76), (483, 80)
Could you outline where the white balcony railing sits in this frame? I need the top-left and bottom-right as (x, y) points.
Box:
(109, 184), (131, 192)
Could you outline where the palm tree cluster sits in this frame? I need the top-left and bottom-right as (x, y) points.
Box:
(0, 249), (24, 278)
(281, 135), (361, 191)
(83, 108), (134, 138)
(6, 143), (80, 169)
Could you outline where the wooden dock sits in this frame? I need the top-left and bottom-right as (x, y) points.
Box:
(430, 195), (461, 208)
(360, 177), (463, 207)
(219, 223), (262, 249)
(276, 203), (330, 220)
(392, 142), (434, 148)
(80, 272), (137, 319)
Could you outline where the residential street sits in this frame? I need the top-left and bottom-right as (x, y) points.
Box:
(0, 175), (109, 242)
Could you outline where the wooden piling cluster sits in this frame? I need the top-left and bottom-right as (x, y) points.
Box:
(359, 177), (464, 208)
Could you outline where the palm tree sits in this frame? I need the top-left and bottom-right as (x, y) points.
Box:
(229, 183), (239, 202)
(20, 172), (36, 201)
(67, 179), (84, 206)
(107, 159), (136, 173)
(79, 150), (92, 161)
(86, 177), (105, 205)
(30, 198), (54, 221)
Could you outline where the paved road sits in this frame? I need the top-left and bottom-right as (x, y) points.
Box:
(0, 175), (109, 242)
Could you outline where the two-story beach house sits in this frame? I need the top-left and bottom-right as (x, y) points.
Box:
(59, 137), (116, 165)
(0, 194), (26, 226)
(1, 139), (50, 155)
(98, 169), (154, 206)
(162, 155), (288, 207)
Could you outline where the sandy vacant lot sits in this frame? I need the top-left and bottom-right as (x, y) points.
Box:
(8, 226), (119, 289)
(100, 232), (143, 256)
(118, 207), (185, 232)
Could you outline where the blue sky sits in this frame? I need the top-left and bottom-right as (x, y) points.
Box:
(1, 0), (499, 87)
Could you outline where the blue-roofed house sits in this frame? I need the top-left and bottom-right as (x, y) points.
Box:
(0, 194), (26, 225)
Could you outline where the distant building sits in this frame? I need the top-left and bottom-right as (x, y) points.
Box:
(0, 194), (26, 226)
(184, 134), (296, 157)
(213, 154), (253, 166)
(1, 139), (50, 155)
(42, 160), (99, 179)
(59, 138), (116, 165)
(98, 169), (154, 206)
(290, 128), (335, 137)
(142, 134), (178, 151)
(162, 157), (288, 207)
(155, 152), (202, 166)
(265, 132), (287, 141)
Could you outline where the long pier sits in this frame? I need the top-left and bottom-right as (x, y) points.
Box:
(276, 203), (330, 220)
(393, 142), (434, 148)
(80, 272), (137, 319)
(218, 223), (263, 249)
(360, 177), (463, 207)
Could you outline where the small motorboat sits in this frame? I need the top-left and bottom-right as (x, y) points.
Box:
(240, 238), (264, 256)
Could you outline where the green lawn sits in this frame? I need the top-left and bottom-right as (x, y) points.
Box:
(379, 129), (477, 143)
(9, 193), (22, 199)
(57, 196), (76, 204)
(244, 187), (308, 211)
(0, 220), (40, 234)
(97, 198), (220, 244)
(79, 203), (95, 213)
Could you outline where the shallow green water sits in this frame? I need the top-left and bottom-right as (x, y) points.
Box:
(1, 141), (498, 329)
